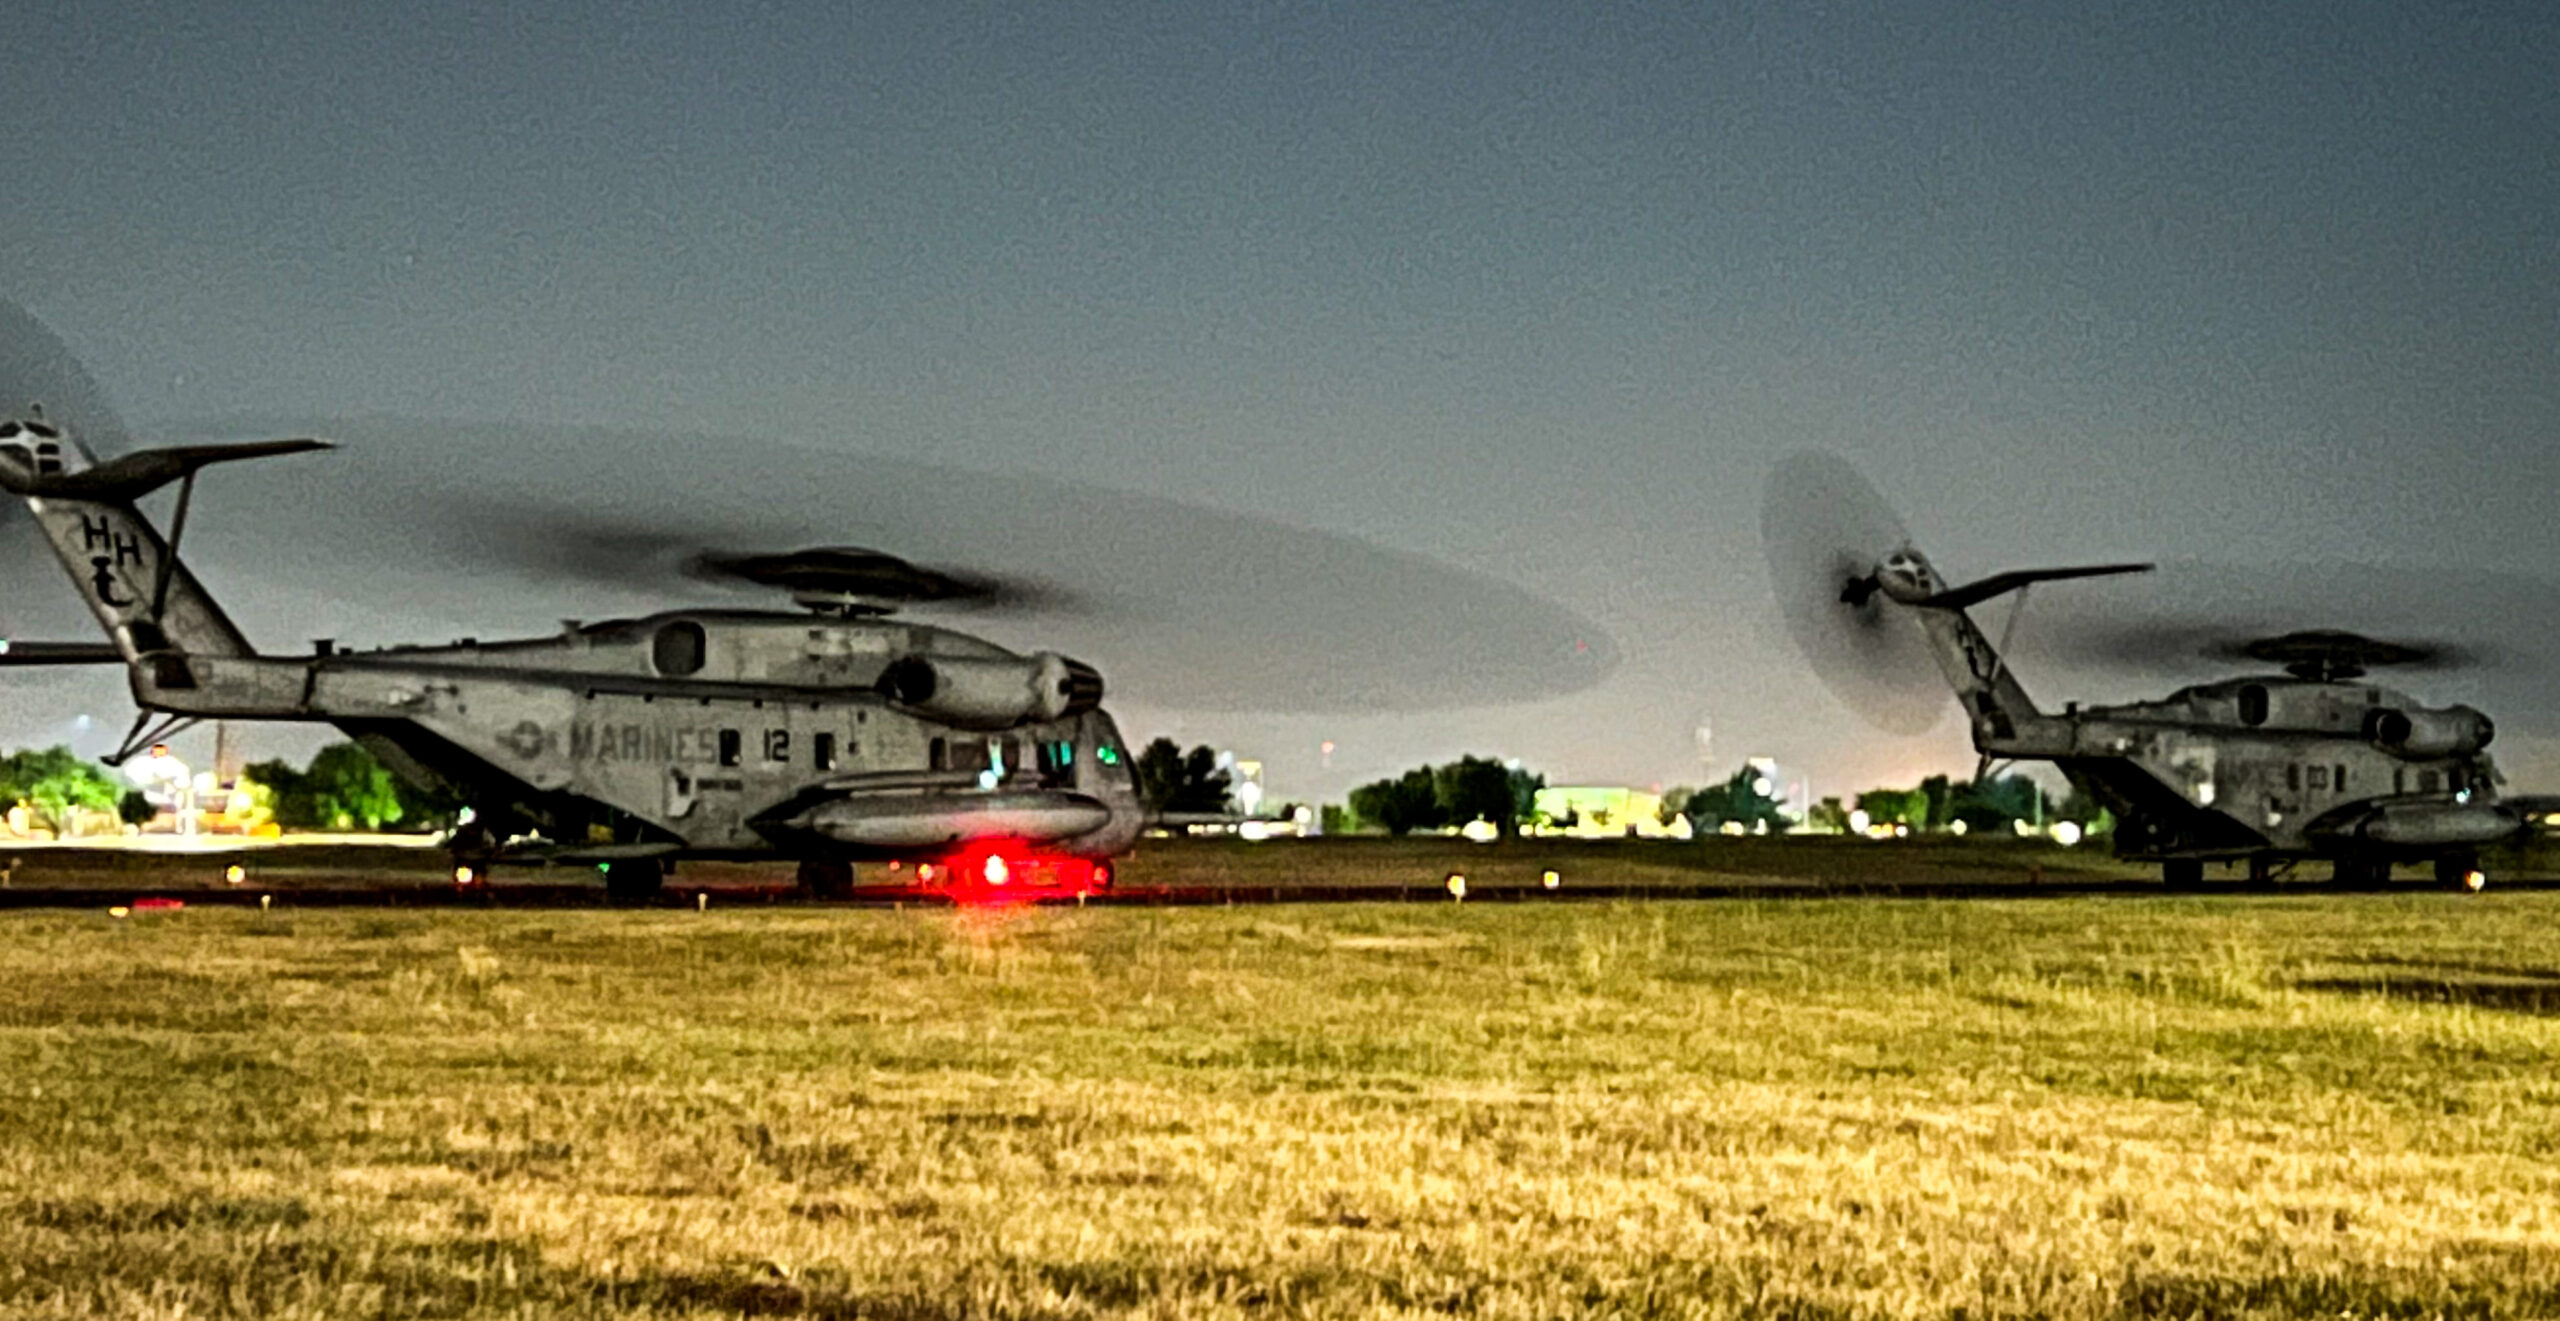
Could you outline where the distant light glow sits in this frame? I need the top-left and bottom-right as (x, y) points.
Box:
(1445, 872), (1466, 900)
(224, 865), (246, 885)
(1950, 819), (1969, 837)
(2052, 821), (2084, 847)
(1541, 869), (1560, 890)
(983, 855), (1009, 885)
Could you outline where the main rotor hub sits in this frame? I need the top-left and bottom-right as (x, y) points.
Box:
(697, 547), (1003, 618)
(2236, 630), (2432, 682)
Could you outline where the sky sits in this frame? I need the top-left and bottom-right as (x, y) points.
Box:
(3, 0), (2557, 803)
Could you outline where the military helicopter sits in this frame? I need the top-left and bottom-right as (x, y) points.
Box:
(0, 420), (1142, 902)
(1764, 453), (2554, 889)
(0, 303), (1159, 901)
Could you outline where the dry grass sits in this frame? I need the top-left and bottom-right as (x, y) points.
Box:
(5, 888), (2560, 1317)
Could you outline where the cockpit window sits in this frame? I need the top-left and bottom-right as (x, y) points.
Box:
(652, 620), (707, 676)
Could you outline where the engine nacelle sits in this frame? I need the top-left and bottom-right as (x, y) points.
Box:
(2364, 705), (2494, 760)
(876, 651), (1102, 730)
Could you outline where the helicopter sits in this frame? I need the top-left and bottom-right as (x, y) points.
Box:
(1764, 453), (2556, 890)
(0, 298), (1620, 904)
(0, 418), (1142, 902)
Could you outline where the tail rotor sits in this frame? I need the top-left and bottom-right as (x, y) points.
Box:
(1760, 453), (1947, 735)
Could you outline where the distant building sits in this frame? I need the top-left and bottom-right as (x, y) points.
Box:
(1531, 786), (1693, 839)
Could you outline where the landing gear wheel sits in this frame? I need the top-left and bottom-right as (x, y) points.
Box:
(2436, 853), (2484, 893)
(798, 860), (856, 901)
(2162, 858), (2204, 891)
(604, 857), (667, 905)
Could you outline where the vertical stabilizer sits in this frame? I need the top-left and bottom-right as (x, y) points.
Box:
(0, 426), (330, 688)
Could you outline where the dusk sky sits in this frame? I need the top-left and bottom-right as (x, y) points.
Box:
(5, 1), (2556, 803)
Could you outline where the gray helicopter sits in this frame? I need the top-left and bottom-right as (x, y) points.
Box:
(1765, 453), (2556, 889)
(0, 294), (1169, 916)
(0, 418), (1141, 901)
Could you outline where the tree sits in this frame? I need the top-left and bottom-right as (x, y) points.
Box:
(1434, 756), (1519, 838)
(1134, 738), (1234, 816)
(1855, 786), (1927, 828)
(1682, 763), (1789, 833)
(2056, 782), (2115, 837)
(1806, 796), (1850, 834)
(117, 789), (157, 827)
(1950, 775), (2045, 833)
(242, 758), (321, 829)
(1349, 767), (1444, 836)
(305, 742), (406, 831)
(0, 746), (125, 836)
(1507, 764), (1546, 833)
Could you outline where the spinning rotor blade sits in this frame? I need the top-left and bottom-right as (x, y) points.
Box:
(0, 299), (1612, 713)
(384, 506), (1072, 614)
(2014, 561), (2518, 678)
(0, 301), (140, 638)
(1760, 452), (1946, 736)
(174, 417), (1618, 713)
(0, 300), (134, 452)
(2008, 558), (2559, 734)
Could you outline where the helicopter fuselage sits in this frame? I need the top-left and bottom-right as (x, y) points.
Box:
(0, 431), (1145, 886)
(1972, 677), (2507, 862)
(119, 609), (1145, 864)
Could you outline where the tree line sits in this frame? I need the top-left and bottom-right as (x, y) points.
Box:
(0, 741), (460, 837)
(1346, 757), (1544, 838)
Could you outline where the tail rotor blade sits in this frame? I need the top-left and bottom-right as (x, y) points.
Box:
(1761, 452), (1947, 736)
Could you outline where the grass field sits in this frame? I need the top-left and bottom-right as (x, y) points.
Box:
(6, 854), (2560, 1317)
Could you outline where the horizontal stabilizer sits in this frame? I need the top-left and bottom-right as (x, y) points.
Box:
(0, 438), (331, 499)
(0, 640), (124, 665)
(1916, 563), (2152, 611)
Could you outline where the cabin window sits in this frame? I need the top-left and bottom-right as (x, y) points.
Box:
(2287, 764), (2301, 792)
(653, 621), (707, 677)
(2394, 768), (2406, 794)
(931, 738), (990, 774)
(2308, 765), (2329, 791)
(2333, 764), (2347, 792)
(2450, 766), (2470, 793)
(1037, 739), (1076, 787)
(814, 732), (837, 772)
(718, 728), (741, 767)
(2237, 684), (2269, 727)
